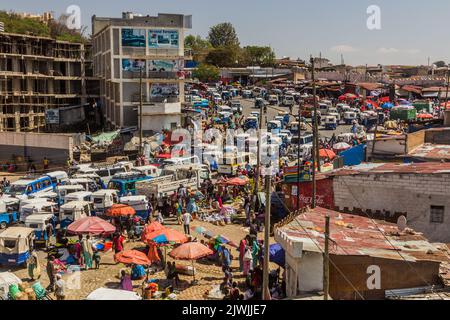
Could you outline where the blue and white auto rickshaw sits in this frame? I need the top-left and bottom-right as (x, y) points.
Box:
(244, 116), (259, 130)
(0, 200), (18, 229)
(0, 227), (34, 266)
(324, 115), (338, 130)
(24, 213), (56, 248)
(59, 201), (91, 229)
(119, 195), (149, 220)
(268, 120), (282, 134)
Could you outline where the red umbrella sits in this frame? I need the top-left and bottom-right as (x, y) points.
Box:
(319, 149), (336, 160)
(417, 113), (433, 119)
(67, 217), (116, 235)
(338, 93), (358, 101)
(105, 204), (136, 217)
(141, 222), (166, 242)
(145, 228), (188, 245)
(169, 242), (213, 260)
(114, 249), (151, 265)
(217, 176), (250, 186)
(169, 242), (213, 282)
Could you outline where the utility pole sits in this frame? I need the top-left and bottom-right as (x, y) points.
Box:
(252, 99), (265, 212)
(323, 215), (330, 300)
(296, 101), (302, 211)
(262, 172), (271, 300)
(444, 65), (450, 108)
(310, 56), (320, 208)
(139, 66), (143, 155)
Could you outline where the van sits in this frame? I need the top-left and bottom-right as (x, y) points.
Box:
(46, 171), (69, 186)
(20, 201), (57, 223)
(5, 176), (53, 199)
(132, 165), (161, 177)
(163, 155), (200, 167)
(282, 95), (295, 107)
(268, 95), (279, 105)
(64, 191), (93, 204)
(91, 190), (119, 215)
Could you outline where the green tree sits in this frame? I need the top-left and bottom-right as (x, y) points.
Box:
(207, 22), (240, 48)
(192, 63), (220, 82)
(205, 46), (240, 67)
(241, 46), (276, 67)
(185, 35), (212, 63)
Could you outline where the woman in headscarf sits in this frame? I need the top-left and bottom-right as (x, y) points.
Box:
(120, 269), (133, 291)
(81, 235), (94, 270)
(243, 246), (253, 276)
(186, 197), (198, 220)
(238, 237), (247, 272)
(251, 239), (260, 269)
(27, 248), (41, 280)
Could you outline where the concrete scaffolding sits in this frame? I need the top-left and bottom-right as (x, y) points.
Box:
(0, 32), (100, 132)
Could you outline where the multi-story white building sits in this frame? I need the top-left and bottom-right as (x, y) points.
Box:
(91, 12), (192, 132)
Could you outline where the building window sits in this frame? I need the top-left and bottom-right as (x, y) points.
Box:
(430, 206), (444, 223)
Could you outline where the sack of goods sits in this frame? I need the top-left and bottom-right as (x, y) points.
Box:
(32, 282), (47, 300)
(8, 284), (21, 300)
(25, 288), (37, 300)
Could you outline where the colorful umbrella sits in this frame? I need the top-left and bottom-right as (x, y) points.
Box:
(145, 228), (188, 245)
(338, 93), (358, 101)
(169, 242), (213, 260)
(319, 149), (336, 160)
(67, 217), (116, 235)
(214, 235), (238, 248)
(141, 222), (166, 242)
(333, 142), (351, 153)
(417, 113), (433, 119)
(217, 176), (250, 186)
(105, 204), (136, 217)
(169, 242), (214, 282)
(194, 226), (207, 235)
(114, 249), (151, 265)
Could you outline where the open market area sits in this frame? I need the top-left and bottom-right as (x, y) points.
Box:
(1, 2), (450, 303)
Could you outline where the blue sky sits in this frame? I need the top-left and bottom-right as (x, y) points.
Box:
(4, 0), (450, 65)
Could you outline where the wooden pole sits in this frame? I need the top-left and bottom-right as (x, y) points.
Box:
(262, 173), (271, 300)
(310, 56), (319, 208)
(252, 100), (265, 212)
(296, 102), (302, 211)
(139, 66), (143, 156)
(323, 215), (330, 300)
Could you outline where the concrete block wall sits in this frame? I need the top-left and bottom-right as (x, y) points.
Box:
(333, 173), (450, 242)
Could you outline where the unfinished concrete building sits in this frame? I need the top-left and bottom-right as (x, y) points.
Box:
(0, 32), (100, 132)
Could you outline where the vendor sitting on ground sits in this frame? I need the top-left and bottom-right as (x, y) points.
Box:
(166, 261), (180, 288)
(131, 264), (146, 280)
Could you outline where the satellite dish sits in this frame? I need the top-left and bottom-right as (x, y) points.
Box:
(397, 215), (407, 231)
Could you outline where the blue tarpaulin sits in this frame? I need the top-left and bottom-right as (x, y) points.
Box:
(340, 144), (366, 166)
(269, 243), (285, 268)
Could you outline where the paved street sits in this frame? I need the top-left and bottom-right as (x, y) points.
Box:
(238, 98), (353, 139)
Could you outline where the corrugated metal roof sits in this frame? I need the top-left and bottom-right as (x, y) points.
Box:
(409, 144), (450, 160)
(327, 162), (450, 176)
(276, 207), (450, 263)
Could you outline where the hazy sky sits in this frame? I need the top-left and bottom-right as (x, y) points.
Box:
(4, 0), (450, 65)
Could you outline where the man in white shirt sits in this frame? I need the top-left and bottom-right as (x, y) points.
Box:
(182, 210), (192, 235)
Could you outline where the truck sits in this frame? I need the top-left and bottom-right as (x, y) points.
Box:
(135, 165), (209, 198)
